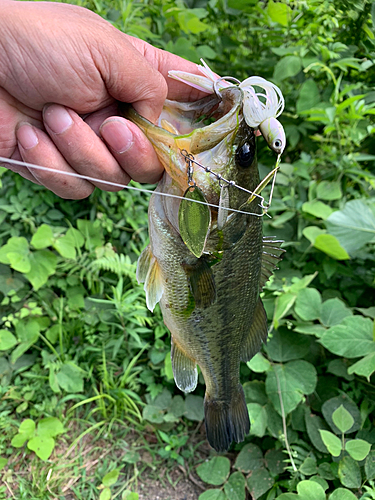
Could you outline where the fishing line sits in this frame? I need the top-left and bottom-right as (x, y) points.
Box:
(0, 156), (269, 217)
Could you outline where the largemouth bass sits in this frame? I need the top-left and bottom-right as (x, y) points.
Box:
(121, 83), (284, 452)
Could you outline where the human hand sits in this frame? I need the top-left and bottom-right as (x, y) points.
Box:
(0, 1), (202, 198)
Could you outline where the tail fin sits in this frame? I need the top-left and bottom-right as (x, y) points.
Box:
(204, 385), (250, 453)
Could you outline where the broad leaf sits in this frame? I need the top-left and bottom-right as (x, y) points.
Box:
(345, 439), (371, 461)
(247, 403), (267, 437)
(295, 288), (322, 321)
(247, 467), (274, 499)
(322, 396), (361, 435)
(326, 199), (375, 253)
(297, 480), (326, 500)
(332, 405), (354, 434)
(234, 443), (263, 473)
(338, 456), (362, 489)
(224, 472), (246, 500)
(348, 352), (375, 380)
(196, 456), (230, 486)
(314, 234), (350, 260)
(320, 316), (375, 358)
(30, 224), (54, 249)
(27, 436), (55, 461)
(319, 430), (342, 457)
(0, 330), (17, 351)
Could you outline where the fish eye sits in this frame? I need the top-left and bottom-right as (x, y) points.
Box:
(236, 141), (255, 168)
(273, 139), (282, 149)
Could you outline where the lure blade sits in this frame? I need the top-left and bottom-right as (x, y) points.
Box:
(178, 186), (211, 258)
(217, 185), (230, 230)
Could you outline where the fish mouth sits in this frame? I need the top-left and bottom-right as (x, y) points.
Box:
(159, 86), (244, 154)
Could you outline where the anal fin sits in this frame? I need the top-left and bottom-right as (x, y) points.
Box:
(171, 338), (198, 393)
(241, 299), (268, 362)
(136, 245), (163, 312)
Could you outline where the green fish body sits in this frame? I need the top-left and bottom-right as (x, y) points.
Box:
(121, 87), (283, 452)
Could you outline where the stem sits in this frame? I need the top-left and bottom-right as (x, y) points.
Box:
(274, 365), (297, 472)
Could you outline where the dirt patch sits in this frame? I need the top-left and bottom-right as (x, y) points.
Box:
(137, 470), (205, 500)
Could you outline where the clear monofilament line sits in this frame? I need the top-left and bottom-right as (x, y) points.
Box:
(180, 150), (265, 204)
(0, 156), (264, 217)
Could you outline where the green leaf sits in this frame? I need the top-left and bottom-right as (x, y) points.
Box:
(25, 250), (57, 290)
(178, 187), (211, 258)
(0, 457), (8, 472)
(243, 381), (268, 406)
(265, 448), (286, 476)
(164, 351), (174, 380)
(102, 469), (120, 487)
(348, 352), (375, 380)
(177, 10), (208, 34)
(27, 436), (55, 461)
(122, 492), (139, 500)
(266, 361), (317, 415)
(266, 329), (311, 362)
(196, 456), (230, 486)
(142, 405), (164, 424)
(326, 199), (375, 253)
(56, 363), (84, 393)
(99, 487), (111, 500)
(54, 236), (76, 259)
(345, 439), (371, 461)
(274, 56), (301, 81)
(302, 201), (333, 219)
(295, 288), (322, 321)
(247, 467), (274, 499)
(317, 181), (342, 201)
(234, 443), (263, 473)
(303, 226), (324, 244)
(319, 430), (342, 457)
(365, 450), (375, 480)
(19, 418), (36, 437)
(267, 0), (292, 26)
(37, 417), (64, 438)
(314, 234), (350, 260)
(198, 490), (225, 500)
(247, 352), (271, 373)
(31, 224), (54, 249)
(322, 395), (361, 435)
(224, 472), (246, 500)
(297, 480), (326, 500)
(332, 405), (354, 434)
(338, 456), (362, 489)
(320, 316), (375, 358)
(297, 80), (320, 113)
(0, 237), (30, 272)
(0, 329), (17, 351)
(329, 489), (358, 500)
(184, 395), (204, 421)
(11, 433), (30, 448)
(320, 298), (352, 327)
(273, 293), (297, 328)
(77, 219), (104, 250)
(247, 403), (267, 437)
(300, 457), (317, 476)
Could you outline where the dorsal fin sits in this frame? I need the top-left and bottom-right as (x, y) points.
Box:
(260, 236), (285, 290)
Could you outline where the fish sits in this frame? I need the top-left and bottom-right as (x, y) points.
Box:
(120, 81), (285, 452)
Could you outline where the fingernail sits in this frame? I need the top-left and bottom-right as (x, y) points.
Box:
(43, 104), (73, 134)
(100, 119), (134, 154)
(17, 124), (39, 150)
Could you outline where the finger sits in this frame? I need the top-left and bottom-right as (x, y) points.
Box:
(126, 36), (207, 102)
(99, 35), (168, 123)
(16, 123), (94, 199)
(99, 117), (164, 184)
(42, 104), (132, 190)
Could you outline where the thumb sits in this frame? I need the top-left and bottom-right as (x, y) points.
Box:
(97, 33), (168, 123)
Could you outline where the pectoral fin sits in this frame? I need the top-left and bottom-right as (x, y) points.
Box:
(171, 339), (198, 393)
(241, 299), (268, 362)
(183, 256), (216, 308)
(136, 245), (163, 312)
